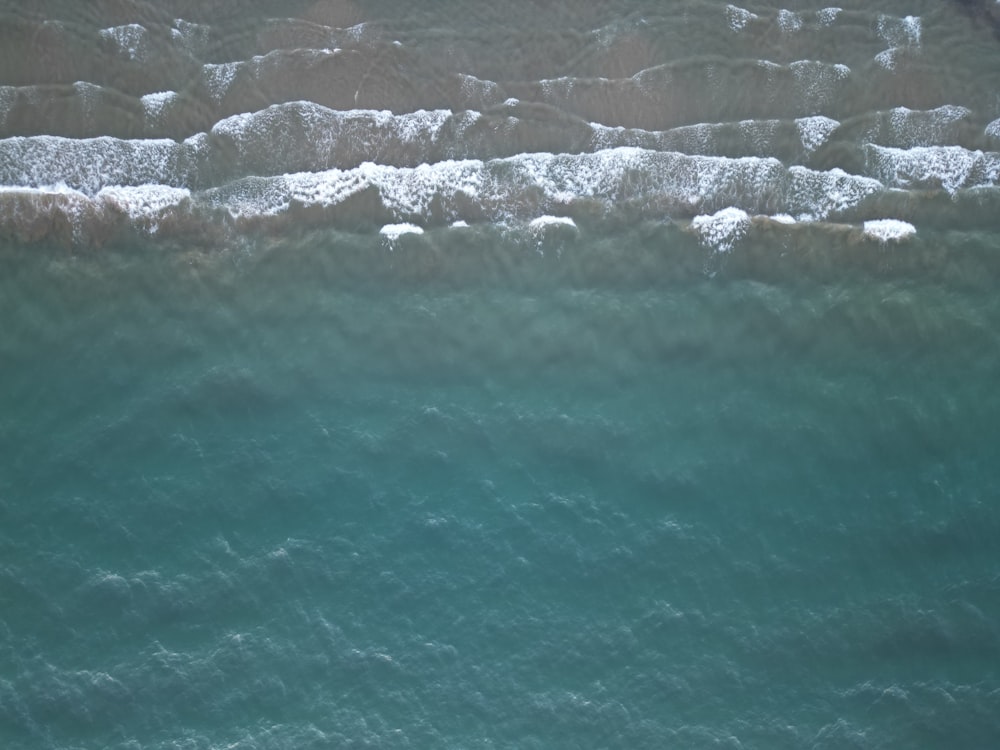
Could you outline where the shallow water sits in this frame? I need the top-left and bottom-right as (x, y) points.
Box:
(2, 2), (1000, 748)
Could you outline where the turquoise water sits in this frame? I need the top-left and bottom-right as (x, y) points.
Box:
(4, 0), (1000, 747)
(3, 235), (1000, 748)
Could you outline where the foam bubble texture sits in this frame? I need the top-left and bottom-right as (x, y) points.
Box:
(863, 218), (915, 242)
(100, 24), (151, 62)
(796, 116), (840, 153)
(726, 5), (758, 32)
(691, 207), (751, 252)
(865, 145), (1000, 194)
(379, 223), (424, 240)
(0, 136), (190, 194)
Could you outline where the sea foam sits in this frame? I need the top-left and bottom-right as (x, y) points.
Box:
(863, 218), (915, 242)
(865, 145), (1000, 194)
(691, 207), (751, 252)
(379, 222), (424, 239)
(100, 24), (151, 62)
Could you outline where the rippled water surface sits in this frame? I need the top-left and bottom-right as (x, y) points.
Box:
(2, 2), (1000, 748)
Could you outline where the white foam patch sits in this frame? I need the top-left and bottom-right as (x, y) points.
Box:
(375, 160), (482, 216)
(210, 102), (453, 160)
(0, 146), (912, 242)
(877, 14), (921, 47)
(447, 109), (483, 137)
(726, 5), (758, 32)
(98, 185), (190, 216)
(210, 110), (254, 137)
(510, 149), (643, 205)
(875, 14), (921, 69)
(182, 131), (210, 157)
(529, 215), (577, 231)
(985, 119), (1000, 140)
(901, 15), (922, 46)
(875, 48), (903, 71)
(379, 223), (424, 239)
(883, 105), (971, 146)
(202, 62), (242, 103)
(0, 136), (189, 195)
(344, 23), (370, 42)
(786, 166), (882, 219)
(865, 145), (1000, 194)
(375, 109), (451, 143)
(209, 158), (482, 220)
(72, 81), (102, 98)
(195, 148), (886, 226)
(141, 91), (178, 122)
(691, 207), (751, 252)
(98, 185), (190, 233)
(863, 219), (915, 242)
(100, 24), (150, 62)
(588, 123), (638, 150)
(660, 122), (718, 153)
(796, 116), (839, 153)
(458, 74), (501, 105)
(0, 182), (85, 197)
(203, 176), (291, 218)
(816, 8), (842, 26)
(284, 169), (372, 210)
(777, 10), (803, 32)
(770, 214), (796, 224)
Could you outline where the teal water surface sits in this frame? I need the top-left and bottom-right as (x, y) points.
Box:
(2, 235), (999, 748)
(4, 1), (1000, 744)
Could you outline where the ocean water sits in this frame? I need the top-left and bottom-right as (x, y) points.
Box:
(3, 2), (1000, 748)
